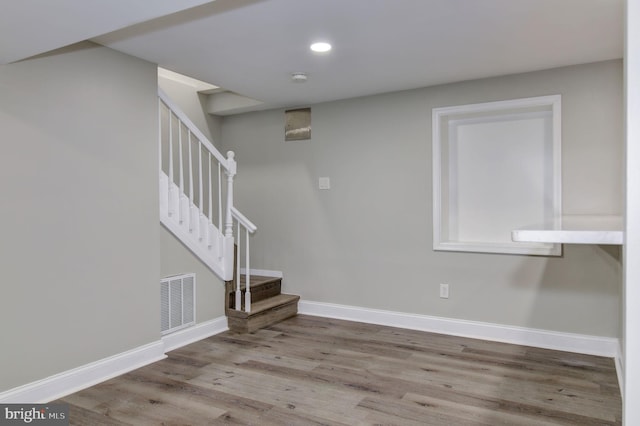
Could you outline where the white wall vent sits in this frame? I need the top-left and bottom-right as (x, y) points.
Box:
(161, 273), (196, 335)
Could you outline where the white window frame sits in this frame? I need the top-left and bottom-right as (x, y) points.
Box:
(432, 95), (562, 256)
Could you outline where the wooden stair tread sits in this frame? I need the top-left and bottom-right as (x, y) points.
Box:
(230, 275), (282, 292)
(227, 293), (300, 319)
(226, 275), (282, 309)
(238, 275), (281, 286)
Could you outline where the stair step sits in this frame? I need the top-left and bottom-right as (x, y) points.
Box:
(225, 275), (282, 309)
(240, 275), (281, 286)
(227, 293), (300, 333)
(228, 293), (299, 317)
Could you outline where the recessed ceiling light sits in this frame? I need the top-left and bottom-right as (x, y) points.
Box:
(310, 42), (332, 53)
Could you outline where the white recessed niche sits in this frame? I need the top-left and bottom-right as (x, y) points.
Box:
(432, 95), (562, 256)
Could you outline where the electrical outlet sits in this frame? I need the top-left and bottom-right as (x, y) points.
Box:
(440, 283), (449, 299)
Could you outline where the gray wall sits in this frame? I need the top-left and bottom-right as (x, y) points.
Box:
(0, 43), (160, 392)
(221, 60), (623, 338)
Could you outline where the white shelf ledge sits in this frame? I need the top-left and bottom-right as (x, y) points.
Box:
(511, 215), (624, 245)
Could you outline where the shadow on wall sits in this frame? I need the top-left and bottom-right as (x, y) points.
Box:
(509, 244), (621, 337)
(489, 243), (623, 424)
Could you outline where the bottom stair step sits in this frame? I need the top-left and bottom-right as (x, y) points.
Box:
(225, 275), (282, 310)
(227, 293), (300, 334)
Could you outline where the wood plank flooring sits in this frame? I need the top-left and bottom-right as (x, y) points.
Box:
(58, 315), (621, 425)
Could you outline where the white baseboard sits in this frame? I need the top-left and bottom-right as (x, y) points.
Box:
(162, 316), (228, 352)
(239, 268), (283, 278)
(1, 305), (620, 404)
(0, 341), (166, 403)
(298, 300), (619, 358)
(0, 316), (230, 404)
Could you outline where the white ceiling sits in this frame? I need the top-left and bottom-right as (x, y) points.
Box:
(0, 0), (213, 65)
(2, 0), (624, 114)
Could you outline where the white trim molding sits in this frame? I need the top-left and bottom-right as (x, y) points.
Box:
(298, 300), (619, 358)
(162, 316), (228, 353)
(432, 95), (562, 256)
(0, 341), (166, 403)
(0, 316), (231, 404)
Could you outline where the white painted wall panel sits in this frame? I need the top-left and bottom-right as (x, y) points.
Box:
(453, 114), (550, 244)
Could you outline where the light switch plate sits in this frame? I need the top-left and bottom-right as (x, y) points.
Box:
(440, 283), (449, 299)
(319, 177), (331, 190)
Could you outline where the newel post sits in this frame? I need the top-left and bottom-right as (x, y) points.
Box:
(224, 151), (236, 238)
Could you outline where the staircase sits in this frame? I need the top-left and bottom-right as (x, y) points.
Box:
(225, 275), (300, 333)
(158, 88), (298, 333)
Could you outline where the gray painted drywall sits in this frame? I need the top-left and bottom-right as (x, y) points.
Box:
(0, 42), (160, 392)
(221, 60), (623, 338)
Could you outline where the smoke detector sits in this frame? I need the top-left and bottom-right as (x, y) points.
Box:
(291, 72), (308, 83)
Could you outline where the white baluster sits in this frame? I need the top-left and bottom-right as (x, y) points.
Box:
(225, 151), (236, 238)
(178, 122), (183, 199)
(235, 221), (241, 310)
(188, 131), (193, 202)
(218, 162), (223, 260)
(178, 122), (188, 225)
(244, 229), (251, 313)
(168, 112), (178, 218)
(168, 111), (173, 184)
(218, 163), (222, 228)
(158, 100), (167, 215)
(198, 142), (206, 242)
(208, 152), (213, 224)
(208, 152), (213, 247)
(198, 141), (203, 211)
(188, 131), (198, 234)
(158, 99), (162, 177)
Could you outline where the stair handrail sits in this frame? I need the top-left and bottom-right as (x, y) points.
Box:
(158, 87), (255, 283)
(231, 206), (257, 234)
(158, 89), (229, 168)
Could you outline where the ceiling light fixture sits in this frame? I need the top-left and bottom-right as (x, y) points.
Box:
(310, 42), (332, 53)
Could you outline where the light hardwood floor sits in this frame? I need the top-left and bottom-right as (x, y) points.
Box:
(59, 315), (621, 425)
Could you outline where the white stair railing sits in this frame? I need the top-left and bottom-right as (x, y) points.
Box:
(158, 88), (254, 286)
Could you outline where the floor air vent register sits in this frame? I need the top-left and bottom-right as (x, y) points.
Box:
(161, 273), (195, 335)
